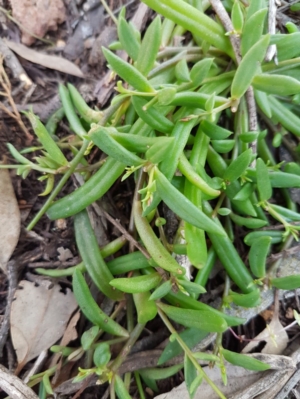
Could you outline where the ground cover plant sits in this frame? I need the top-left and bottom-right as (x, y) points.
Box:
(3, 0), (300, 397)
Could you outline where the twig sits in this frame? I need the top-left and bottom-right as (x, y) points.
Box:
(0, 38), (32, 86)
(265, 0), (277, 62)
(209, 0), (241, 63)
(92, 201), (151, 259)
(0, 57), (33, 142)
(0, 260), (18, 357)
(0, 364), (39, 399)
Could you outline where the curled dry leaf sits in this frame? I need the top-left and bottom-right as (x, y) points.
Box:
(5, 40), (84, 78)
(0, 169), (20, 273)
(242, 315), (289, 355)
(10, 280), (78, 369)
(10, 0), (66, 45)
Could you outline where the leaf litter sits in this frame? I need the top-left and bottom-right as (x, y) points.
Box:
(0, 169), (20, 273)
(10, 280), (78, 370)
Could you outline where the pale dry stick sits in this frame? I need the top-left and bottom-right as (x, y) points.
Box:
(265, 0), (278, 62)
(0, 364), (39, 399)
(0, 38), (32, 87)
(209, 0), (258, 158)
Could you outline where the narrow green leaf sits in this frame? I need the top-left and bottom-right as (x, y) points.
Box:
(241, 8), (268, 56)
(190, 58), (214, 87)
(158, 303), (228, 332)
(146, 138), (176, 164)
(177, 278), (206, 295)
(229, 289), (261, 308)
(158, 328), (208, 365)
(271, 275), (300, 290)
(256, 158), (272, 201)
(74, 210), (123, 300)
(222, 349), (270, 371)
(139, 364), (183, 380)
(140, 0), (232, 56)
(7, 143), (31, 165)
(149, 280), (172, 300)
(136, 16), (162, 76)
(253, 74), (300, 96)
(90, 126), (145, 166)
(231, 34), (270, 99)
(25, 111), (68, 166)
(102, 47), (155, 93)
(249, 236), (271, 278)
(133, 199), (186, 276)
(110, 273), (162, 294)
(133, 290), (157, 324)
(114, 375), (133, 399)
(131, 96), (174, 133)
(254, 89), (272, 118)
(211, 139), (235, 153)
(72, 270), (128, 337)
(244, 230), (283, 246)
(184, 353), (198, 399)
(154, 168), (225, 236)
(223, 149), (253, 182)
(231, 0), (244, 32)
(175, 59), (191, 82)
(201, 120), (233, 140)
(81, 326), (99, 351)
(118, 17), (140, 60)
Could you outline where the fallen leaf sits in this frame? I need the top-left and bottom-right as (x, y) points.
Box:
(242, 315), (289, 355)
(154, 363), (261, 399)
(5, 40), (83, 78)
(0, 169), (20, 273)
(10, 280), (78, 369)
(10, 0), (66, 45)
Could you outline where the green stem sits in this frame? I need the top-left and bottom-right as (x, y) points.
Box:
(157, 308), (227, 399)
(110, 323), (145, 373)
(27, 139), (90, 230)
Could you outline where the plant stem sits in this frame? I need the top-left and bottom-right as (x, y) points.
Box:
(110, 323), (145, 373)
(157, 307), (227, 399)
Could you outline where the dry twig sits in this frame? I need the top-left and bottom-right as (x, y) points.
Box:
(0, 57), (33, 142)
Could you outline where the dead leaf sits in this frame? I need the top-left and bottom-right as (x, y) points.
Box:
(5, 40), (84, 78)
(0, 169), (20, 273)
(10, 0), (66, 45)
(154, 363), (262, 399)
(10, 280), (78, 369)
(242, 316), (289, 355)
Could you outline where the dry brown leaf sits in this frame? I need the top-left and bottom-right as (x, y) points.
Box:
(5, 40), (84, 78)
(10, 280), (78, 369)
(10, 0), (66, 45)
(0, 169), (20, 273)
(242, 316), (289, 355)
